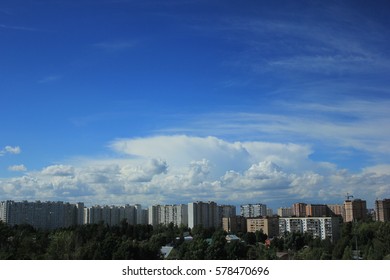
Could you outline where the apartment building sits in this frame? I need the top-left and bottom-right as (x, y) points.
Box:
(327, 204), (344, 217)
(306, 204), (328, 217)
(219, 204), (237, 218)
(344, 199), (367, 222)
(240, 203), (267, 218)
(279, 216), (341, 242)
(375, 199), (390, 222)
(188, 201), (220, 228)
(84, 204), (140, 226)
(292, 203), (307, 217)
(247, 216), (279, 238)
(277, 207), (293, 217)
(148, 204), (188, 227)
(222, 215), (247, 233)
(0, 200), (84, 229)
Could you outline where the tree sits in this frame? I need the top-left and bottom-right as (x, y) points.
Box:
(206, 229), (227, 259)
(244, 232), (256, 245)
(342, 246), (352, 260)
(255, 230), (267, 243)
(226, 240), (246, 260)
(46, 230), (76, 259)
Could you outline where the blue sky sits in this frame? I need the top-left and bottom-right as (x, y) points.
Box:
(1, 0), (390, 210)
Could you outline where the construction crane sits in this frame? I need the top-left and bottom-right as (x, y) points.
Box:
(345, 193), (354, 200)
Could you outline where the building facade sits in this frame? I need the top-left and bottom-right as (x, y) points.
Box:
(148, 204), (188, 227)
(344, 199), (367, 222)
(219, 205), (237, 219)
(84, 204), (138, 226)
(240, 203), (267, 218)
(375, 199), (390, 222)
(188, 201), (219, 228)
(292, 203), (307, 217)
(0, 200), (84, 229)
(247, 216), (280, 238)
(279, 216), (341, 242)
(327, 204), (344, 217)
(222, 215), (247, 233)
(277, 207), (293, 217)
(306, 204), (328, 217)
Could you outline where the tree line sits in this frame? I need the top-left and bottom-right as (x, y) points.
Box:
(0, 220), (389, 260)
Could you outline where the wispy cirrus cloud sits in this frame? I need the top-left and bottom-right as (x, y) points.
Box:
(0, 23), (39, 32)
(37, 75), (62, 84)
(212, 3), (390, 80)
(93, 40), (137, 52)
(155, 97), (390, 159)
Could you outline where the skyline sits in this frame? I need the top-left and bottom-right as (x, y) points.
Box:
(1, 0), (390, 209)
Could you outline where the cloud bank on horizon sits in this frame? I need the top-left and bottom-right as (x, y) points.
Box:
(1, 135), (389, 209)
(1, 0), (390, 209)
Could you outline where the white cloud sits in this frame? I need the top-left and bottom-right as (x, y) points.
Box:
(0, 146), (21, 156)
(363, 165), (390, 175)
(8, 164), (27, 172)
(41, 165), (75, 177)
(120, 158), (168, 182)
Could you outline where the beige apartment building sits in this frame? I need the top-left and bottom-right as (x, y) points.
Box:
(344, 199), (367, 222)
(246, 216), (279, 238)
(375, 199), (390, 222)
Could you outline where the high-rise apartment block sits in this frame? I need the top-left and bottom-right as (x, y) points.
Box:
(327, 204), (344, 217)
(240, 203), (267, 218)
(292, 203), (307, 217)
(148, 204), (188, 227)
(84, 204), (142, 226)
(306, 204), (328, 217)
(344, 199), (367, 222)
(222, 216), (247, 233)
(375, 199), (390, 222)
(219, 204), (237, 218)
(277, 207), (293, 217)
(188, 201), (220, 228)
(0, 200), (84, 230)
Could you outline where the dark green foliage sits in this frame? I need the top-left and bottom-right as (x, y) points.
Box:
(0, 220), (389, 260)
(0, 221), (159, 260)
(206, 229), (227, 260)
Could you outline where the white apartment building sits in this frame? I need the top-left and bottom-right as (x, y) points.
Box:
(240, 203), (267, 218)
(279, 216), (341, 242)
(84, 204), (139, 226)
(148, 204), (188, 227)
(0, 200), (84, 229)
